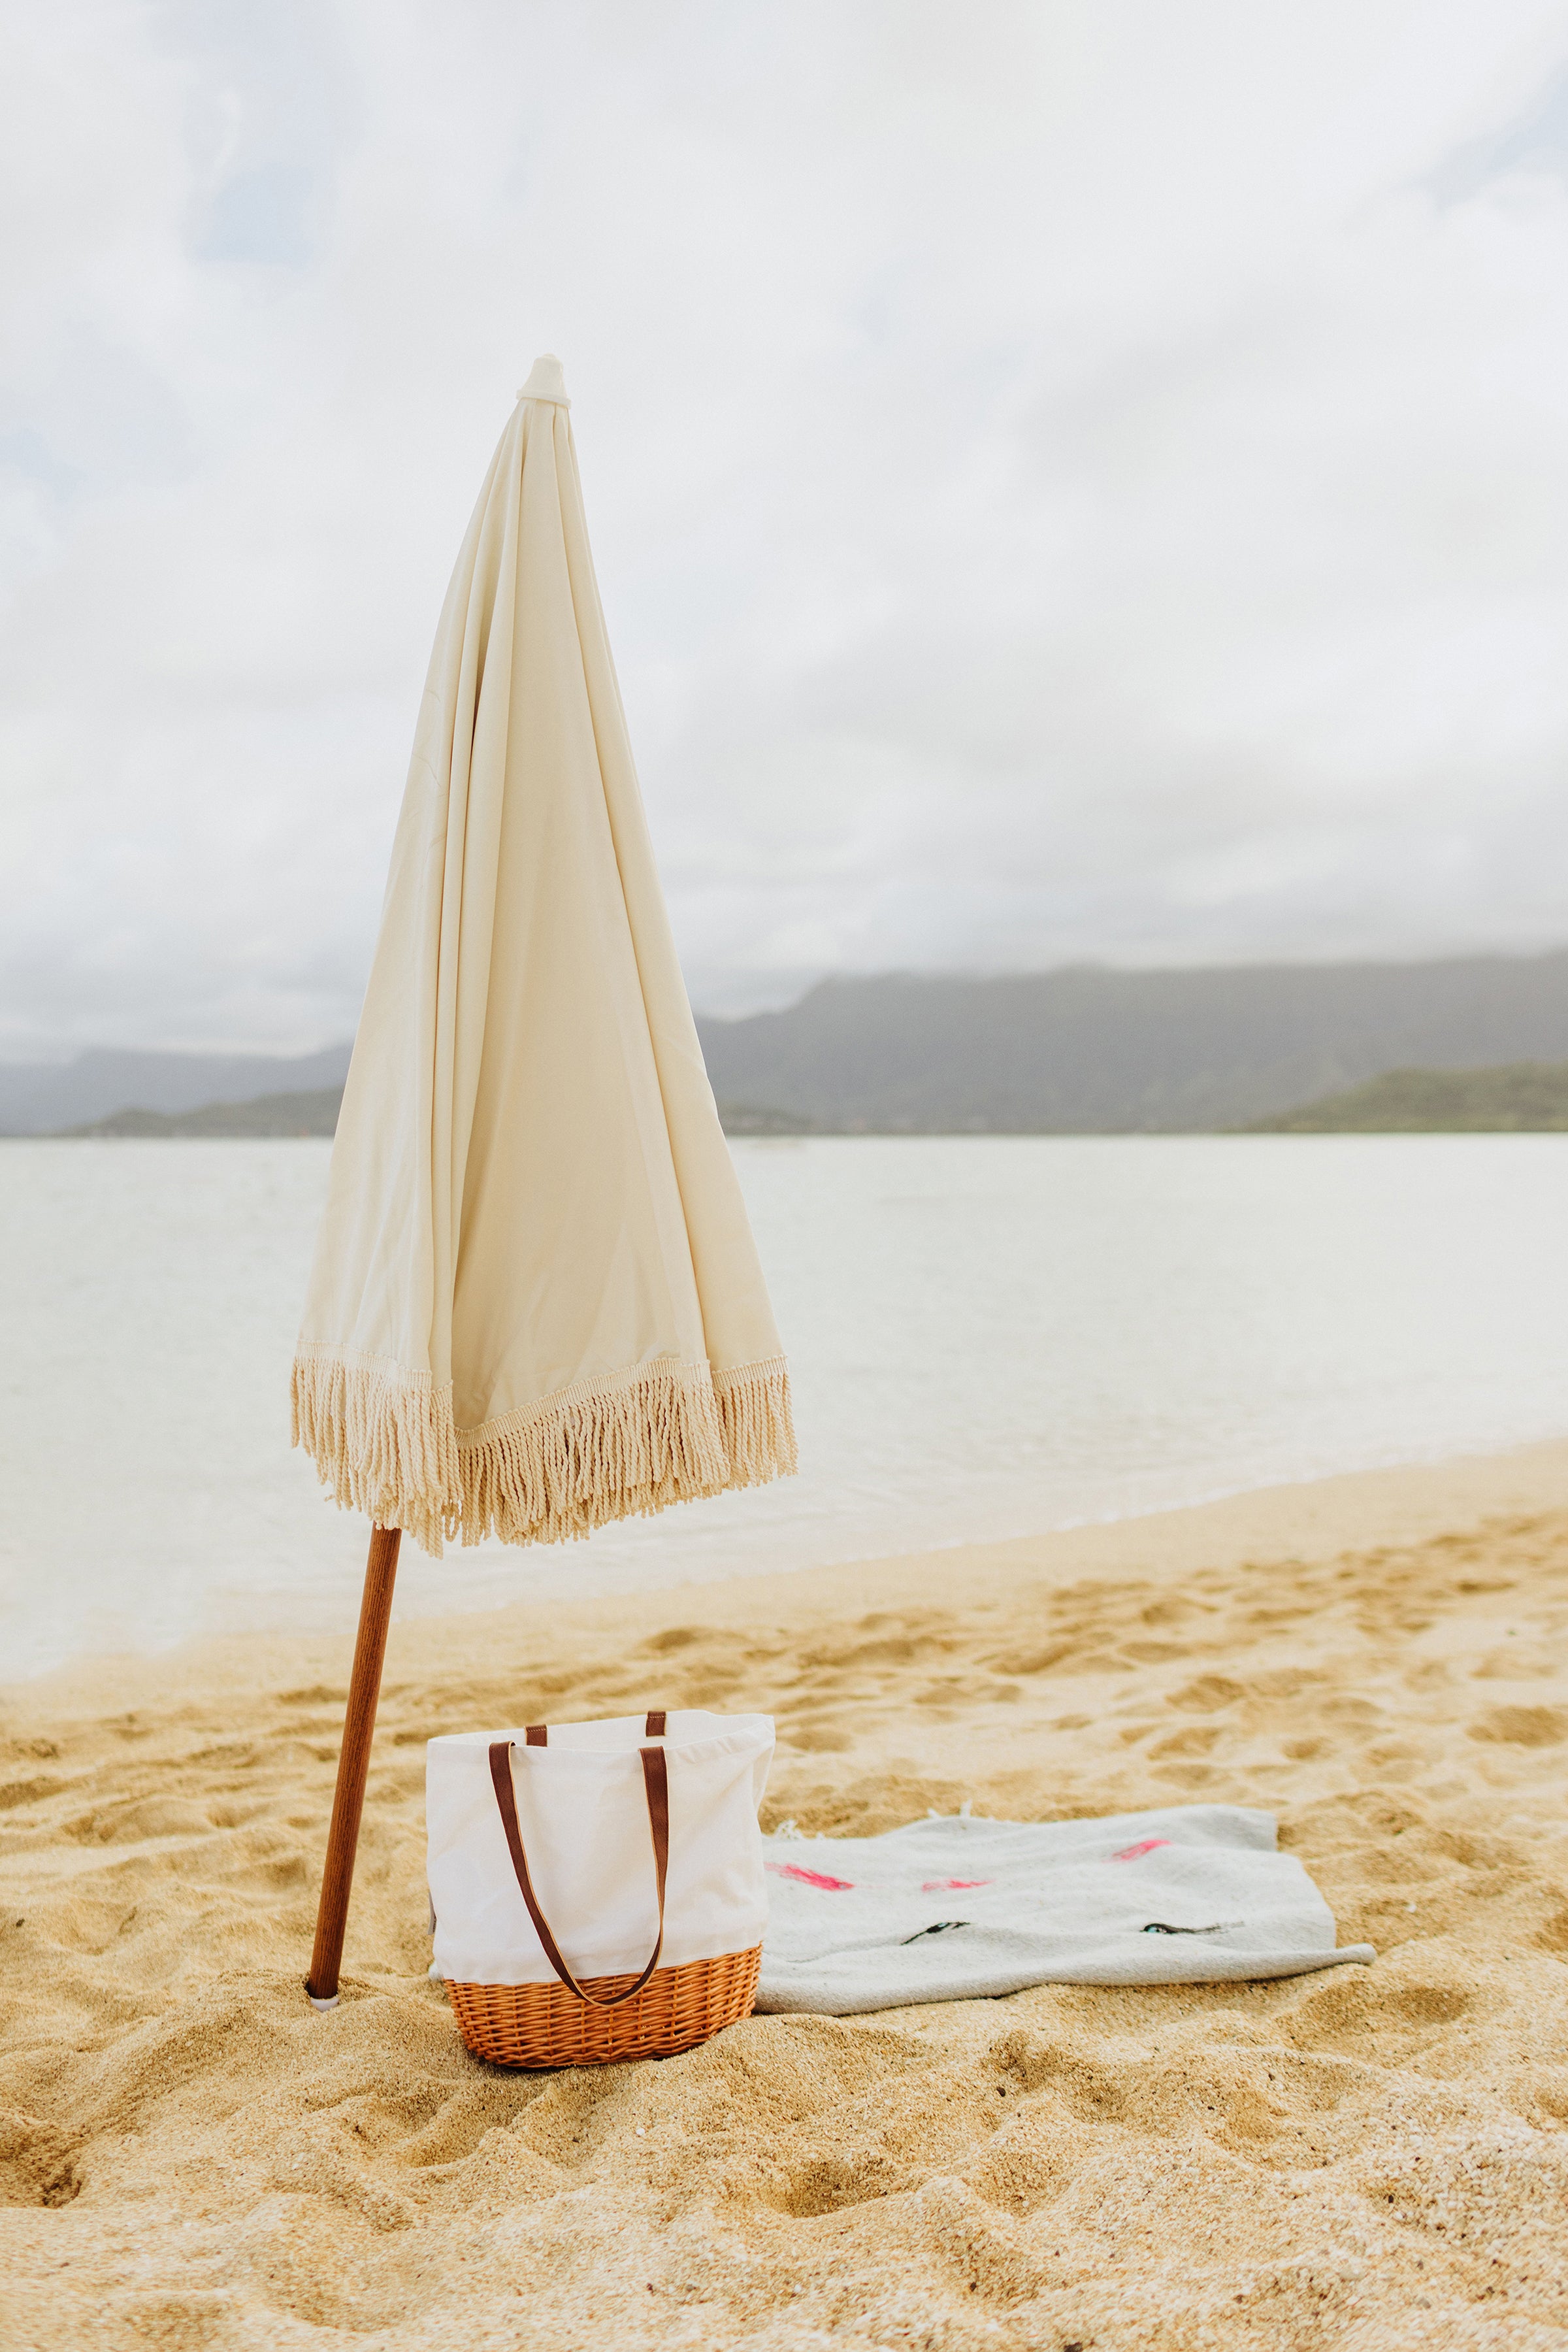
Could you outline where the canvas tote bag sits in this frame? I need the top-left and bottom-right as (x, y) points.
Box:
(429, 1708), (774, 2066)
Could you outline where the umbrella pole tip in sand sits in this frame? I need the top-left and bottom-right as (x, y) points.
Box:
(305, 1523), (401, 2009)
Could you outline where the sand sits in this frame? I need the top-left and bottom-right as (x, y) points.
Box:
(4, 1440), (1568, 2351)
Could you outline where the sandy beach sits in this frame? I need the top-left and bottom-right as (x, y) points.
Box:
(4, 1440), (1568, 2351)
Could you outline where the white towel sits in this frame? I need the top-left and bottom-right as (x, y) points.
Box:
(755, 1806), (1373, 2015)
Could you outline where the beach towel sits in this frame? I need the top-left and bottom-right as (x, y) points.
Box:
(755, 1806), (1374, 2014)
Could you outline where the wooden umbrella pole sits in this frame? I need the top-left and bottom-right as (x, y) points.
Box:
(306, 1523), (401, 2008)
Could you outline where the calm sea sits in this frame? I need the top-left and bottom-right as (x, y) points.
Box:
(3, 1135), (1566, 1680)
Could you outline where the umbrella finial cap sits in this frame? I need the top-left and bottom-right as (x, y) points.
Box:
(517, 354), (570, 407)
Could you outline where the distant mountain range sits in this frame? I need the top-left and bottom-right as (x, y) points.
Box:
(7, 949), (1568, 1136)
(694, 951), (1568, 1132)
(0, 1042), (353, 1136)
(67, 1088), (344, 1138)
(63, 1089), (815, 1139)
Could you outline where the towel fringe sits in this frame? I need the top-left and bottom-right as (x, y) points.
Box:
(290, 1349), (795, 1558)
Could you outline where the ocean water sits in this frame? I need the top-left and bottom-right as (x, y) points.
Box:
(2, 1134), (1566, 1680)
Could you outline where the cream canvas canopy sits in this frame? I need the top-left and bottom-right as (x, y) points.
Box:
(298, 357), (794, 2006)
(293, 353), (794, 1555)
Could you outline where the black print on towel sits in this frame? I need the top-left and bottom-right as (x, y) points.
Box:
(1142, 1921), (1235, 1936)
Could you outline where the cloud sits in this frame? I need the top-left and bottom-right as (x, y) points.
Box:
(1426, 57), (1568, 201)
(3, 1), (1567, 1049)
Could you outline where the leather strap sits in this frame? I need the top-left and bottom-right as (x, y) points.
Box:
(488, 1740), (670, 2006)
(522, 1711), (666, 1746)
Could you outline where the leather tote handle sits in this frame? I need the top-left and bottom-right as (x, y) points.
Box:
(488, 1739), (670, 2007)
(524, 1712), (665, 1744)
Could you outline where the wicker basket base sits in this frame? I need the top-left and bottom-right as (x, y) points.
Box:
(447, 1944), (762, 2068)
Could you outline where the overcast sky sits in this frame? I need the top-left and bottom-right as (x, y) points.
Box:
(3, 2), (1568, 1056)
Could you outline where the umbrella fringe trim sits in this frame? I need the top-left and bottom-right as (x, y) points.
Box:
(291, 1346), (461, 1556)
(713, 1354), (798, 1491)
(291, 1348), (795, 1557)
(454, 1355), (796, 1549)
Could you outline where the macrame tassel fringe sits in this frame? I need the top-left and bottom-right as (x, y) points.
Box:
(714, 1354), (797, 1490)
(291, 1347), (461, 1555)
(458, 1361), (731, 1549)
(291, 1350), (796, 1559)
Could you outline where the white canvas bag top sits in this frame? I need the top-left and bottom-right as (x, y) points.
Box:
(428, 1710), (774, 1989)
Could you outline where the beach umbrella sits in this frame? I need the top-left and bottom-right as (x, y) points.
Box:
(293, 355), (796, 2006)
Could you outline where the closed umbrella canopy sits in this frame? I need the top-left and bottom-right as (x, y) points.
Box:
(292, 355), (794, 1555)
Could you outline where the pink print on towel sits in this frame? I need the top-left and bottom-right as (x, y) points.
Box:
(921, 1878), (992, 1893)
(1111, 1838), (1172, 1863)
(767, 1862), (855, 1891)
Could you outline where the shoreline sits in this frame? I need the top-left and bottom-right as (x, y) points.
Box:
(11, 1427), (1568, 1722)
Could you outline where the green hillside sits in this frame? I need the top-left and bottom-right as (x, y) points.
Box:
(62, 1086), (811, 1140)
(715, 1102), (819, 1135)
(1246, 1061), (1568, 1133)
(50, 1059), (1568, 1139)
(69, 1088), (344, 1137)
